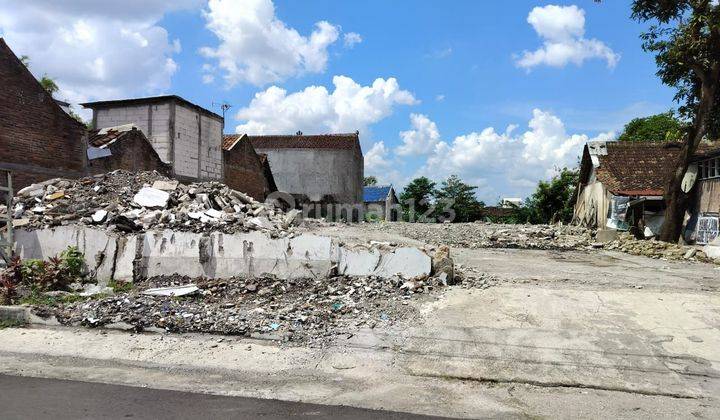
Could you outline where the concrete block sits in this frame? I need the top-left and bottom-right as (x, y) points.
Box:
(139, 230), (205, 278)
(595, 229), (618, 243)
(14, 226), (117, 284)
(337, 246), (431, 278)
(114, 235), (140, 282)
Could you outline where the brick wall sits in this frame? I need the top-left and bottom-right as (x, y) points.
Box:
(223, 139), (271, 200)
(0, 38), (86, 190)
(87, 130), (171, 177)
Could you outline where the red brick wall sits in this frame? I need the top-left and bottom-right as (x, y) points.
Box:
(87, 130), (171, 177)
(223, 139), (272, 200)
(0, 38), (86, 190)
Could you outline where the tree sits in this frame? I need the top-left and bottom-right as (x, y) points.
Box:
(434, 175), (484, 223)
(399, 176), (435, 222)
(524, 168), (578, 224)
(630, 1), (720, 242)
(363, 176), (378, 186)
(18, 54), (60, 95)
(618, 111), (683, 142)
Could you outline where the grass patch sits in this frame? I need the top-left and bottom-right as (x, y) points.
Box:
(108, 280), (133, 293)
(0, 319), (25, 329)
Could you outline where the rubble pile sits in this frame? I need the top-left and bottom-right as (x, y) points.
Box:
(41, 272), (481, 343)
(603, 233), (712, 262)
(370, 222), (594, 250)
(10, 170), (302, 236)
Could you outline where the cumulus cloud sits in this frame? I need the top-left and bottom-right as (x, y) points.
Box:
(235, 75), (418, 139)
(516, 5), (619, 70)
(343, 32), (362, 48)
(418, 109), (614, 200)
(396, 114), (441, 156)
(0, 0), (194, 108)
(364, 141), (406, 187)
(200, 0), (340, 86)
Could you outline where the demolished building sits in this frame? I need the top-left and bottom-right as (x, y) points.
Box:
(248, 133), (364, 207)
(0, 38), (87, 190)
(86, 125), (171, 177)
(222, 134), (277, 201)
(82, 95), (224, 183)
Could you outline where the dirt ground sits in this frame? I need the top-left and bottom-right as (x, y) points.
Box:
(1, 222), (719, 419)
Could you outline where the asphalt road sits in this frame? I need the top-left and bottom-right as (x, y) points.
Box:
(0, 374), (445, 420)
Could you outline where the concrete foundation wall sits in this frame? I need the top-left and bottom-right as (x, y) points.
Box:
(255, 148), (363, 204)
(13, 227), (432, 284)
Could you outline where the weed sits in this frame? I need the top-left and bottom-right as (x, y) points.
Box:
(108, 279), (133, 293)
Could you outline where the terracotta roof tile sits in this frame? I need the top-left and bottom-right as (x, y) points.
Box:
(247, 133), (360, 151)
(595, 142), (682, 196)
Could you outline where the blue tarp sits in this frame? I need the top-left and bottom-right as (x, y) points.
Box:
(363, 185), (392, 203)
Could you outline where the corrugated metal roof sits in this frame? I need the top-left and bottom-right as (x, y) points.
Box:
(364, 185), (392, 202)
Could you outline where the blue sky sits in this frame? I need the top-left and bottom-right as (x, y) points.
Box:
(0, 0), (676, 203)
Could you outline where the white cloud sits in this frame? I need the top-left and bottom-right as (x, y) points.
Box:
(343, 32), (362, 48)
(418, 109), (614, 201)
(0, 0), (194, 111)
(435, 94), (446, 102)
(235, 75), (418, 140)
(396, 114), (441, 156)
(364, 141), (406, 187)
(200, 0), (341, 86)
(516, 5), (619, 70)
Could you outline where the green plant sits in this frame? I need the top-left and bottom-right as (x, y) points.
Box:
(109, 279), (133, 293)
(60, 246), (84, 278)
(17, 247), (85, 292)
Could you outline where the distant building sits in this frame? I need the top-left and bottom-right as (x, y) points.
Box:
(363, 185), (399, 221)
(222, 134), (277, 201)
(248, 133), (364, 205)
(86, 124), (170, 177)
(0, 38), (87, 189)
(500, 198), (522, 208)
(82, 95), (224, 183)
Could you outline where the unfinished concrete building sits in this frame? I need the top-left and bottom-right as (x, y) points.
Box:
(363, 185), (399, 221)
(248, 133), (364, 205)
(0, 38), (87, 189)
(222, 134), (277, 201)
(82, 96), (223, 183)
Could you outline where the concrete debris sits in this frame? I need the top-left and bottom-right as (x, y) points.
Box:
(133, 187), (169, 209)
(141, 284), (199, 297)
(604, 233), (711, 262)
(432, 246), (454, 283)
(11, 170), (303, 236)
(43, 272), (480, 343)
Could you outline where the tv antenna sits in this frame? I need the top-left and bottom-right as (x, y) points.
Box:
(213, 102), (232, 119)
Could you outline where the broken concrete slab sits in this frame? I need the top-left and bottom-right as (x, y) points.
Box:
(338, 246), (432, 278)
(133, 187), (169, 209)
(151, 180), (179, 191)
(139, 230), (205, 278)
(142, 284), (199, 297)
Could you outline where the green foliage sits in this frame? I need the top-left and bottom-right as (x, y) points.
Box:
(19, 290), (86, 307)
(15, 246), (85, 292)
(434, 175), (485, 223)
(618, 112), (683, 142)
(523, 168), (579, 224)
(363, 176), (378, 186)
(399, 177), (436, 222)
(108, 279), (133, 293)
(40, 75), (59, 95)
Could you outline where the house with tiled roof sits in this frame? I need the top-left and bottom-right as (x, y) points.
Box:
(363, 185), (399, 221)
(247, 132), (364, 206)
(574, 141), (682, 235)
(575, 140), (720, 243)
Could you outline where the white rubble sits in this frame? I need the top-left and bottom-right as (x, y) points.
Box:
(133, 187), (169, 209)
